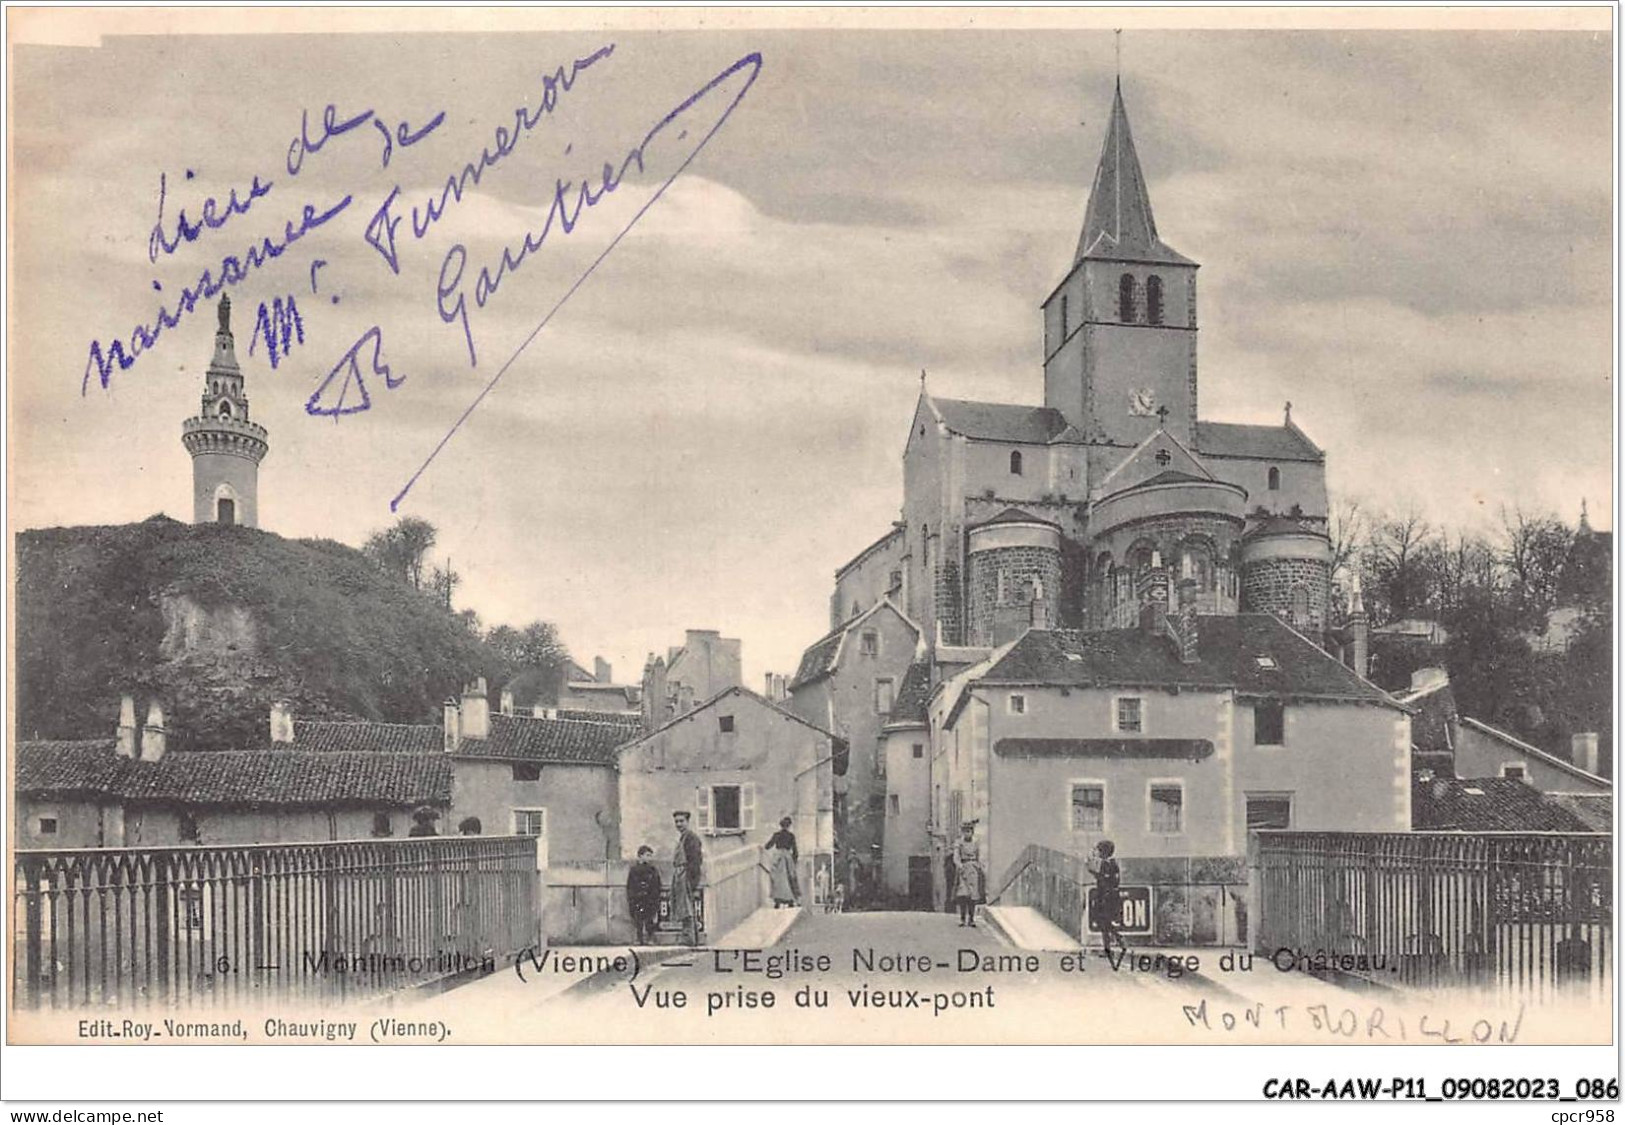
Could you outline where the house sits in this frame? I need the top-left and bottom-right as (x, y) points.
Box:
(1400, 666), (1611, 799)
(931, 605), (1412, 895)
(1411, 776), (1603, 833)
(639, 629), (744, 730)
(786, 598), (921, 902)
(880, 662), (934, 905)
(556, 656), (643, 715)
(15, 699), (451, 849)
(617, 685), (847, 905)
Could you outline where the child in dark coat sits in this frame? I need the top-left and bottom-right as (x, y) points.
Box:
(627, 845), (663, 945)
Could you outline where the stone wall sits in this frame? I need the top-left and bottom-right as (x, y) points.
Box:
(966, 545), (1062, 646)
(1242, 556), (1331, 633)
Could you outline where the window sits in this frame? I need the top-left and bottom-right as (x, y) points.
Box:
(1008, 693), (1027, 715)
(217, 498), (236, 526)
(1115, 697), (1143, 734)
(850, 601), (860, 621)
(912, 743), (925, 760)
(371, 812), (393, 838)
(888, 794), (901, 816)
(888, 570), (902, 593)
(1010, 450), (1023, 476)
(1070, 783), (1105, 832)
(1502, 763), (1527, 781)
(860, 631), (879, 657)
(1254, 700), (1285, 746)
(179, 812), (200, 843)
(1290, 586), (1310, 629)
(1118, 273), (1137, 322)
(37, 817), (57, 836)
(512, 808), (546, 837)
(1146, 275), (1164, 325)
(1267, 466), (1281, 491)
(512, 762), (542, 781)
(719, 714), (735, 733)
(875, 677), (895, 715)
(1245, 794), (1292, 831)
(218, 400), (233, 419)
(698, 784), (755, 833)
(1060, 293), (1069, 336)
(1149, 784), (1183, 834)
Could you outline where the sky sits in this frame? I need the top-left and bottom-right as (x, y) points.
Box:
(8, 14), (1615, 689)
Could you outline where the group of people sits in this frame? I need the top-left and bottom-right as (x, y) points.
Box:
(948, 822), (1126, 956)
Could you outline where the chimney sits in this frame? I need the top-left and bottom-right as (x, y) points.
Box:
(641, 655), (668, 734)
(1349, 573), (1370, 678)
(269, 699), (295, 744)
(116, 694), (138, 758)
(443, 697), (460, 753)
(594, 657), (613, 684)
(461, 677), (489, 742)
(1137, 551), (1170, 637)
(1173, 565), (1200, 664)
(500, 688), (514, 716)
(140, 700), (167, 762)
(532, 705), (558, 720)
(1572, 732), (1600, 776)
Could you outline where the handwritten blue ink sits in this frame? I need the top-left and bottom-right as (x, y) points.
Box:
(373, 111), (447, 169)
(389, 51), (763, 511)
(307, 326), (402, 417)
(362, 44), (615, 276)
(249, 295), (307, 370)
(148, 171), (275, 263)
(84, 194), (352, 393)
(286, 104), (375, 176)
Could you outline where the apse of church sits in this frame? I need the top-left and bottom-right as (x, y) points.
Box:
(830, 80), (1336, 650)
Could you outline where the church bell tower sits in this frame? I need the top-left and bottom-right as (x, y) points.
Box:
(1043, 82), (1200, 458)
(181, 295), (268, 527)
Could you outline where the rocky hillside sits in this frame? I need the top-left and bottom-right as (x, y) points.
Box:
(15, 516), (505, 750)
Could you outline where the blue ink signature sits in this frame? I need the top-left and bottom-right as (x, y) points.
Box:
(287, 103), (444, 177)
(83, 195), (352, 393)
(362, 44), (615, 276)
(307, 326), (402, 417)
(388, 51), (763, 511)
(148, 171), (274, 264)
(249, 295), (307, 370)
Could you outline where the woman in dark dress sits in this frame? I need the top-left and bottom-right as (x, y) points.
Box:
(1086, 839), (1125, 956)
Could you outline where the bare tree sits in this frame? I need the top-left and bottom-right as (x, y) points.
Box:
(1499, 504), (1572, 626)
(1366, 502), (1434, 621)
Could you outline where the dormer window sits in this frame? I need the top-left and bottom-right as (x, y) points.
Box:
(1118, 274), (1137, 323)
(1146, 275), (1164, 325)
(1010, 450), (1023, 476)
(1268, 467), (1281, 491)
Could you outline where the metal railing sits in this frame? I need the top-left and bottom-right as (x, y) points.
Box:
(13, 835), (542, 1009)
(1252, 831), (1612, 1001)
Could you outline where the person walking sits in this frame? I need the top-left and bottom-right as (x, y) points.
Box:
(669, 810), (705, 946)
(1087, 839), (1126, 957)
(626, 845), (663, 944)
(763, 817), (800, 907)
(951, 821), (985, 927)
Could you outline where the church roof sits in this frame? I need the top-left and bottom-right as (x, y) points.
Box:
(931, 398), (1084, 445)
(971, 507), (1063, 530)
(1076, 85), (1195, 267)
(1194, 421), (1323, 463)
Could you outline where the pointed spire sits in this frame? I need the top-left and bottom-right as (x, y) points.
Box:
(210, 295), (241, 376)
(1076, 84), (1194, 267)
(1579, 498), (1592, 535)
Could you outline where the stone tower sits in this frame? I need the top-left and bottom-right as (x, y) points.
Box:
(181, 295), (268, 527)
(1042, 82), (1200, 468)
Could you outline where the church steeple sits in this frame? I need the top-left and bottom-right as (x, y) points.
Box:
(1075, 85), (1193, 267)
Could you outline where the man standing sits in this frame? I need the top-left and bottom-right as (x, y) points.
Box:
(670, 810), (705, 946)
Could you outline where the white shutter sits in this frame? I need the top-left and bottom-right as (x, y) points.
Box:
(696, 785), (711, 831)
(741, 783), (757, 831)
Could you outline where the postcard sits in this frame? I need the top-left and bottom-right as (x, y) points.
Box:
(5, 5), (1617, 1104)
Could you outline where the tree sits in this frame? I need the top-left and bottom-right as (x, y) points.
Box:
(429, 562), (461, 610)
(1498, 505), (1572, 628)
(362, 517), (438, 591)
(1366, 503), (1434, 622)
(485, 620), (572, 706)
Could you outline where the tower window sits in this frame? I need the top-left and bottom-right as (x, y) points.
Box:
(1290, 585), (1311, 629)
(1009, 450), (1023, 476)
(217, 498), (236, 526)
(1146, 275), (1164, 325)
(1060, 293), (1069, 336)
(218, 401), (232, 419)
(1268, 467), (1281, 491)
(1118, 274), (1137, 323)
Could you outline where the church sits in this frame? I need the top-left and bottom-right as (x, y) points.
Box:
(790, 80), (1404, 912)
